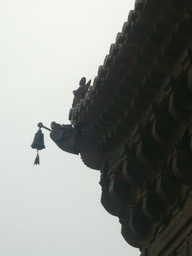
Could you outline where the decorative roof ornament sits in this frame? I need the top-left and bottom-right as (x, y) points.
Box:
(31, 122), (52, 165)
(72, 77), (91, 107)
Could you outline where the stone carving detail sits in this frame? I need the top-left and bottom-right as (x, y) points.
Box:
(50, 122), (79, 155)
(50, 121), (105, 170)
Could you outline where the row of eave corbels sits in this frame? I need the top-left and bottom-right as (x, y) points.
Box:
(100, 133), (192, 248)
(95, 48), (192, 153)
(126, 50), (192, 166)
(98, 0), (192, 250)
(99, 55), (192, 248)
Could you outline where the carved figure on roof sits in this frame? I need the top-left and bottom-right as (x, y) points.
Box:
(50, 121), (106, 170)
(72, 77), (91, 107)
(50, 122), (79, 154)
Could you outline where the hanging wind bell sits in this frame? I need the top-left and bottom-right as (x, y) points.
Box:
(31, 122), (52, 165)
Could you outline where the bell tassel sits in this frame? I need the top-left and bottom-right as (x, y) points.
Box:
(34, 151), (40, 165)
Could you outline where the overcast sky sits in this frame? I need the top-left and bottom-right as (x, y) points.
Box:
(1, 1), (140, 255)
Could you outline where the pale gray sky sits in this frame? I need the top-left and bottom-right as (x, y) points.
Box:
(1, 1), (140, 255)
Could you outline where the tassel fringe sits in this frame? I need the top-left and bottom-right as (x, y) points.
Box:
(34, 151), (40, 165)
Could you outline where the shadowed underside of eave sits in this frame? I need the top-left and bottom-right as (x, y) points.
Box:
(67, 0), (192, 251)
